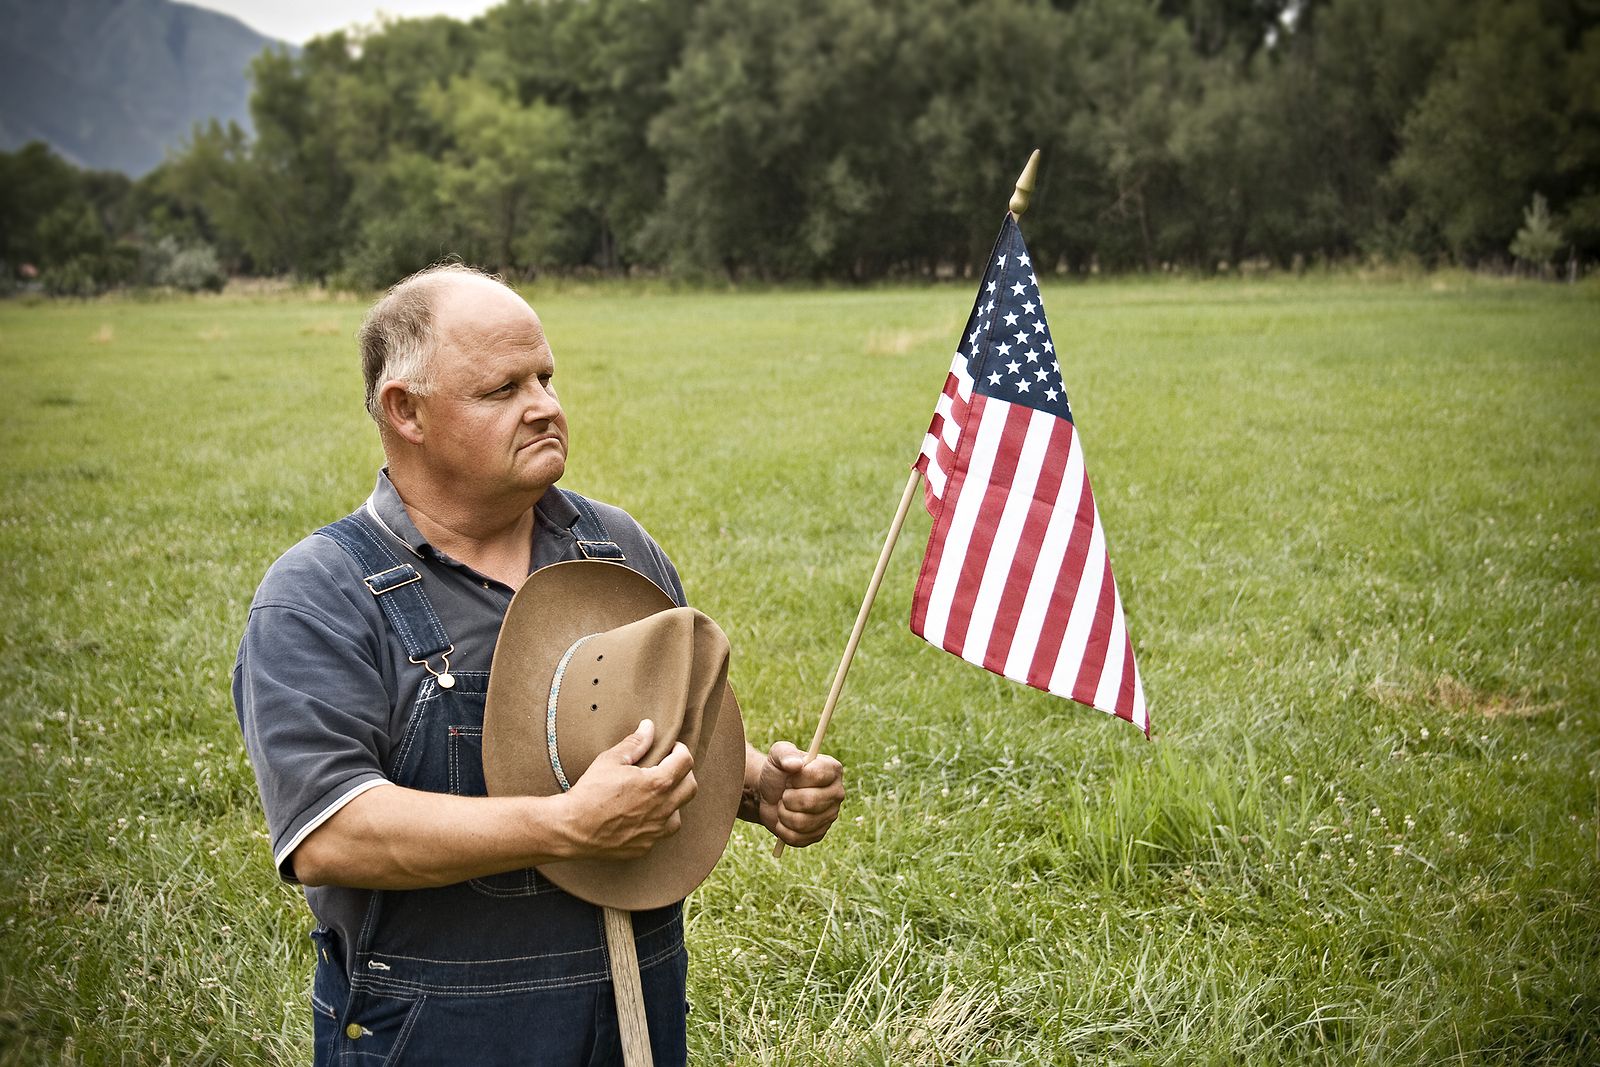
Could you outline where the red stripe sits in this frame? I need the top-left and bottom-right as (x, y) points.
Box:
(910, 394), (988, 635)
(941, 402), (1033, 654)
(981, 417), (1075, 674)
(1070, 557), (1118, 705)
(918, 375), (970, 511)
(1113, 634), (1137, 721)
(1024, 468), (1096, 689)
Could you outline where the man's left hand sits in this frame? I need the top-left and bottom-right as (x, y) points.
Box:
(745, 742), (844, 847)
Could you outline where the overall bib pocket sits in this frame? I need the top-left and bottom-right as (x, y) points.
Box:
(447, 723), (553, 898)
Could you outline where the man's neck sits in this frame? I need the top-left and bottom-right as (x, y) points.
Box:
(388, 469), (540, 588)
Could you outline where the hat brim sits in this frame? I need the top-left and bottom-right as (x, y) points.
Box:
(483, 560), (745, 911)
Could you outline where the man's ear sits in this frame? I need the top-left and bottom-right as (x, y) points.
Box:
(378, 379), (426, 445)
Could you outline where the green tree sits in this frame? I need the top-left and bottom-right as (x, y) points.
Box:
(1064, 0), (1205, 270)
(1390, 1), (1585, 261)
(0, 142), (83, 269)
(484, 0), (696, 269)
(1510, 192), (1564, 273)
(421, 76), (577, 277)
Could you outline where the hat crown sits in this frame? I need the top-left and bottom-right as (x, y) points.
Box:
(552, 607), (729, 785)
(483, 559), (745, 911)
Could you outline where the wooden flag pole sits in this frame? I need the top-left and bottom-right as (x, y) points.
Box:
(772, 468), (921, 859)
(772, 149), (1041, 861)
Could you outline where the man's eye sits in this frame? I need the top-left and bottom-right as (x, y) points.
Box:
(493, 382), (516, 395)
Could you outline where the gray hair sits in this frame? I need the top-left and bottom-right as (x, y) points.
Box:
(357, 262), (507, 423)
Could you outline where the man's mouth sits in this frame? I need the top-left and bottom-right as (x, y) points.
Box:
(517, 433), (562, 452)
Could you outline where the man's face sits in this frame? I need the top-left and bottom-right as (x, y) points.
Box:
(412, 279), (569, 500)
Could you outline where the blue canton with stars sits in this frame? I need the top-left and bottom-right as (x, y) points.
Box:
(959, 215), (1072, 423)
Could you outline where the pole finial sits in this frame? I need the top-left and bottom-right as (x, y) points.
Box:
(1008, 149), (1041, 220)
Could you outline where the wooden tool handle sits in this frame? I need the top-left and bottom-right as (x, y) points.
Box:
(602, 906), (653, 1067)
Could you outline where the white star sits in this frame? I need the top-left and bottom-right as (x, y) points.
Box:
(968, 329), (980, 347)
(986, 300), (996, 313)
(1021, 300), (1036, 315)
(1013, 330), (1028, 345)
(1006, 360), (1021, 374)
(996, 254), (1007, 267)
(988, 372), (1003, 386)
(987, 281), (997, 294)
(1043, 340), (1054, 354)
(1032, 320), (1046, 334)
(996, 342), (1011, 356)
(1003, 311), (1019, 326)
(1016, 379), (1031, 392)
(1019, 253), (1030, 267)
(1045, 387), (1059, 401)
(1024, 349), (1038, 362)
(1010, 282), (1026, 296)
(1029, 272), (1039, 287)
(1035, 368), (1049, 381)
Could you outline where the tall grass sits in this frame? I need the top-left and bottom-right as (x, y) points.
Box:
(1, 275), (1596, 1063)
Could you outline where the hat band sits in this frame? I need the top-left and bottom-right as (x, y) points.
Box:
(546, 633), (598, 792)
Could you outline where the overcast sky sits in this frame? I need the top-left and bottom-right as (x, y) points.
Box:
(185, 0), (502, 44)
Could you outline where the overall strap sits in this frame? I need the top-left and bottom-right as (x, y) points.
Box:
(557, 488), (626, 562)
(315, 510), (456, 683)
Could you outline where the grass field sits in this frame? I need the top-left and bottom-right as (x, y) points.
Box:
(1, 274), (1597, 1064)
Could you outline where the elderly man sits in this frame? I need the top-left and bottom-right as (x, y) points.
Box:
(233, 264), (845, 1066)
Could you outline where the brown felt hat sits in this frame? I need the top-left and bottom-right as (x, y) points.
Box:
(483, 560), (745, 911)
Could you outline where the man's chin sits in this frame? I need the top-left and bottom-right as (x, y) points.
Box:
(516, 457), (566, 493)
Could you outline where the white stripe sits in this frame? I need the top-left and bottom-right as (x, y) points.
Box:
(952, 356), (974, 398)
(1091, 583), (1128, 714)
(1003, 430), (1086, 680)
(919, 400), (1007, 649)
(959, 408), (1056, 666)
(273, 777), (391, 876)
(1047, 508), (1106, 695)
(925, 457), (947, 499)
(939, 405), (963, 450)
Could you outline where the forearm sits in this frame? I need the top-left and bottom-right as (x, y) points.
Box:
(292, 783), (577, 890)
(738, 743), (766, 824)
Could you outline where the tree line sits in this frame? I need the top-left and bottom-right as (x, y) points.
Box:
(3, 0), (1596, 292)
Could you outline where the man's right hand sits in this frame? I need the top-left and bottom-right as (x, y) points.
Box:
(558, 719), (698, 860)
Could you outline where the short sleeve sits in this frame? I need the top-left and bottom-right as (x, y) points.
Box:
(232, 538), (398, 882)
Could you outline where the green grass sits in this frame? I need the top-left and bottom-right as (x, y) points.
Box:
(1, 275), (1597, 1064)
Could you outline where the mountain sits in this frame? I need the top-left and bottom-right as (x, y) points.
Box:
(0, 0), (288, 176)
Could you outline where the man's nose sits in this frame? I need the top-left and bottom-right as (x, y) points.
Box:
(522, 384), (561, 423)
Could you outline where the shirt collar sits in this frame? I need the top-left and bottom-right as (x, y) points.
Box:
(367, 469), (582, 561)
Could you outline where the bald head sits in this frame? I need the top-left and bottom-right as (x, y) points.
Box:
(357, 263), (523, 424)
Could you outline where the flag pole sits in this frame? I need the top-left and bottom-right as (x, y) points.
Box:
(773, 150), (1042, 860)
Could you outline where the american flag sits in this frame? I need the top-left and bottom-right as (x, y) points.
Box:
(912, 215), (1148, 734)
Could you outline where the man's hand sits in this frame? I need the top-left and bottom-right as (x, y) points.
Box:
(559, 719), (698, 860)
(744, 742), (844, 848)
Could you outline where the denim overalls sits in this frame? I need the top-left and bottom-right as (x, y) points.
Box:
(307, 494), (689, 1066)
